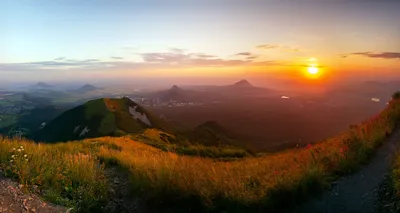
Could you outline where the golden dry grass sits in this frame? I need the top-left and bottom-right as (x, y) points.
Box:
(94, 98), (400, 211)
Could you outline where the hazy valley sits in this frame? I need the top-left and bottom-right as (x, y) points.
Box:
(1, 79), (397, 152)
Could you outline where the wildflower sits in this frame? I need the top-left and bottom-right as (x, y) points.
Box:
(10, 160), (13, 163)
(24, 154), (27, 158)
(13, 148), (16, 151)
(17, 149), (21, 152)
(11, 155), (15, 158)
(25, 159), (28, 162)
(20, 146), (23, 149)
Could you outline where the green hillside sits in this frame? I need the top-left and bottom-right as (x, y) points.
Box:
(187, 121), (241, 146)
(34, 97), (171, 142)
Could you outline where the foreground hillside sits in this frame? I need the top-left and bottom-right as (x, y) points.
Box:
(0, 93), (399, 212)
(34, 97), (171, 142)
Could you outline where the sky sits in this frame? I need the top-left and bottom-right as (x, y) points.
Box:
(1, 0), (399, 85)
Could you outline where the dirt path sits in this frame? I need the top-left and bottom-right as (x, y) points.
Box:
(292, 129), (400, 213)
(103, 167), (155, 213)
(0, 171), (67, 213)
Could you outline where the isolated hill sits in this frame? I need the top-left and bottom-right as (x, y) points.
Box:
(219, 79), (272, 95)
(152, 85), (216, 102)
(29, 82), (54, 90)
(36, 82), (53, 88)
(74, 84), (98, 93)
(162, 85), (187, 101)
(233, 79), (254, 87)
(34, 97), (172, 142)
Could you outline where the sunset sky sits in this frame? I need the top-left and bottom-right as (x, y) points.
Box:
(1, 0), (399, 84)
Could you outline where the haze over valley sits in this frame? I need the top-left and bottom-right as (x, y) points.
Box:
(0, 78), (397, 151)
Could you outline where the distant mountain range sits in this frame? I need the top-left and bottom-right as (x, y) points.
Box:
(147, 79), (273, 102)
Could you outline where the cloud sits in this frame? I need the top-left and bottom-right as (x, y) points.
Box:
(190, 53), (217, 58)
(0, 58), (105, 72)
(246, 56), (259, 60)
(343, 52), (400, 60)
(256, 44), (301, 52)
(235, 52), (252, 56)
(234, 52), (259, 60)
(256, 44), (281, 49)
(1, 49), (284, 73)
(139, 49), (278, 67)
(28, 59), (99, 67)
(110, 56), (124, 60)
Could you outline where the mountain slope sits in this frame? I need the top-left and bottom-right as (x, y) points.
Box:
(186, 120), (241, 147)
(34, 97), (171, 142)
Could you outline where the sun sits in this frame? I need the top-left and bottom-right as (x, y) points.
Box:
(300, 57), (324, 79)
(307, 66), (319, 75)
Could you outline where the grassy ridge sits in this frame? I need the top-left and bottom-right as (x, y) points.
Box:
(93, 96), (400, 212)
(134, 129), (251, 159)
(0, 93), (399, 212)
(0, 137), (108, 211)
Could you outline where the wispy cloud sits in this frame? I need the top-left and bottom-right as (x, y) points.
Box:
(110, 56), (124, 60)
(139, 49), (278, 67)
(343, 52), (400, 60)
(190, 53), (217, 58)
(0, 58), (105, 72)
(0, 48), (284, 72)
(256, 44), (280, 50)
(256, 44), (301, 52)
(234, 52), (259, 60)
(246, 56), (259, 60)
(235, 52), (252, 56)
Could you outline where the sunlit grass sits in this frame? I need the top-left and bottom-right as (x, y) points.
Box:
(96, 96), (400, 211)
(0, 138), (108, 211)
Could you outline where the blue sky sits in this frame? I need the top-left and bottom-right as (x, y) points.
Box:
(1, 0), (399, 82)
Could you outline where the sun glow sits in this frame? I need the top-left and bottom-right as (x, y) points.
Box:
(302, 57), (323, 79)
(307, 66), (319, 75)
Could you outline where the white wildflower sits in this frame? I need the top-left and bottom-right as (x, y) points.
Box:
(24, 154), (27, 158)
(20, 146), (23, 149)
(11, 155), (15, 158)
(10, 160), (13, 163)
(25, 159), (28, 162)
(13, 148), (16, 151)
(17, 149), (21, 152)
